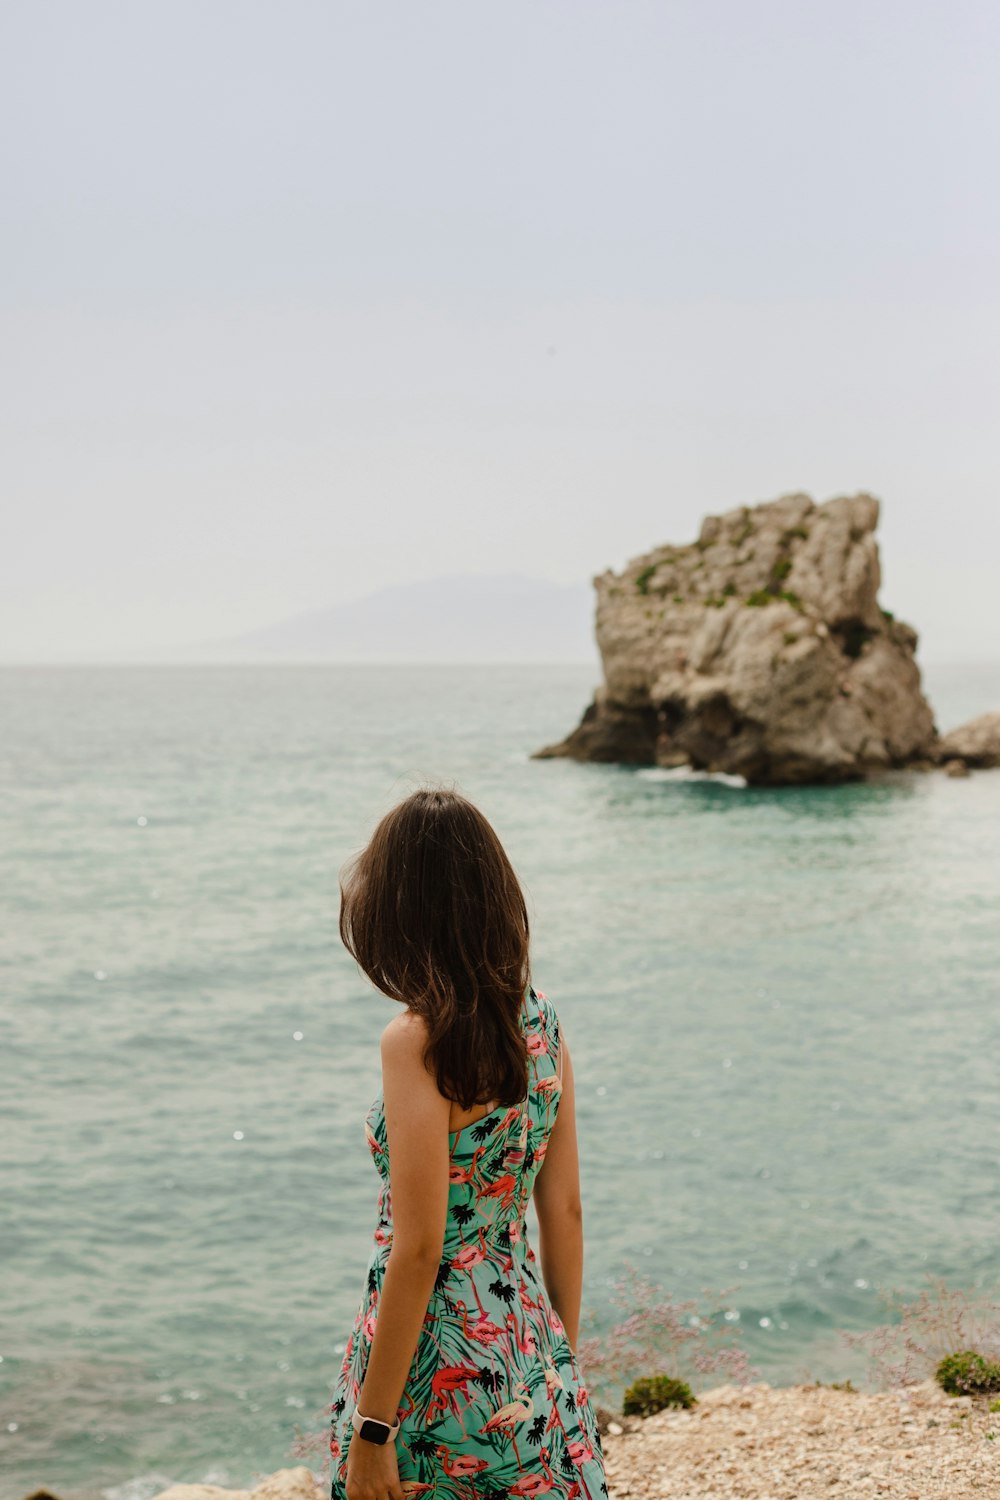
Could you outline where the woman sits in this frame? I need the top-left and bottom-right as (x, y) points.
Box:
(328, 786), (607, 1500)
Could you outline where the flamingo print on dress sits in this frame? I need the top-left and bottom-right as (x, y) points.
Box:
(328, 985), (608, 1500)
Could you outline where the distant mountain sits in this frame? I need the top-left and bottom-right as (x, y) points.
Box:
(187, 573), (599, 664)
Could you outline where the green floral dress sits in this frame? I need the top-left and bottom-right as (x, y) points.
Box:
(328, 984), (607, 1500)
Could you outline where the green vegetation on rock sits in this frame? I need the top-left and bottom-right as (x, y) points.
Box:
(622, 1374), (696, 1416)
(745, 588), (804, 612)
(935, 1350), (1000, 1397)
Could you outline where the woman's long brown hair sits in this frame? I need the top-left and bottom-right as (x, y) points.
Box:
(339, 786), (532, 1110)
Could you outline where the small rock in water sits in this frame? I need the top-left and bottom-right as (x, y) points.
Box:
(936, 711), (1000, 768)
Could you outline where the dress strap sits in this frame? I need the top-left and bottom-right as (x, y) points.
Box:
(530, 986), (564, 1087)
(539, 991), (563, 1085)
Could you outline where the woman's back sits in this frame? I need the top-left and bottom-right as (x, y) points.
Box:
(365, 983), (563, 1249)
(329, 984), (607, 1499)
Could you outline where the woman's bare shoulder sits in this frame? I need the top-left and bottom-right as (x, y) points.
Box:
(380, 1007), (430, 1057)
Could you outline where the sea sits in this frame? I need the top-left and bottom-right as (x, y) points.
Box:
(2, 662), (998, 1499)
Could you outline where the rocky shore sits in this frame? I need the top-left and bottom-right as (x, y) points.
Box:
(136, 1378), (998, 1500)
(534, 491), (1000, 785)
(596, 1377), (998, 1500)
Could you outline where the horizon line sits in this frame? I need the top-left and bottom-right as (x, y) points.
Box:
(0, 655), (996, 670)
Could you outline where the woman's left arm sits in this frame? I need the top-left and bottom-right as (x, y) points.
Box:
(352, 1013), (451, 1428)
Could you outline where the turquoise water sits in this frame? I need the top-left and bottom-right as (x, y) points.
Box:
(2, 662), (998, 1499)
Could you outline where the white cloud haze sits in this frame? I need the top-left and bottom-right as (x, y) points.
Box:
(2, 0), (998, 662)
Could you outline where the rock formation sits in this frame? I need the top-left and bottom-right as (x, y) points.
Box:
(934, 712), (1000, 769)
(152, 1467), (323, 1500)
(533, 491), (984, 786)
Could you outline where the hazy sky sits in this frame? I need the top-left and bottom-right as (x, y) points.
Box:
(3, 1), (999, 662)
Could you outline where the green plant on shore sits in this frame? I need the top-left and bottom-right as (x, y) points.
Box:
(623, 1373), (696, 1415)
(635, 565), (657, 594)
(838, 1275), (1000, 1393)
(935, 1350), (1000, 1397)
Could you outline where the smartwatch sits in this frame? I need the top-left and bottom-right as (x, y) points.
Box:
(350, 1407), (401, 1445)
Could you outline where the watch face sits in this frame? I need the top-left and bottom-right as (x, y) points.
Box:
(359, 1418), (389, 1445)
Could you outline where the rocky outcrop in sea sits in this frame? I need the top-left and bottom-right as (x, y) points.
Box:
(534, 491), (996, 786)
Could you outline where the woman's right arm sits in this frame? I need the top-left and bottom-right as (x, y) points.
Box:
(531, 1028), (584, 1351)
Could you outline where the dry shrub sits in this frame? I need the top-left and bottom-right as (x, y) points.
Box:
(287, 1413), (329, 1475)
(576, 1258), (759, 1409)
(838, 1274), (1000, 1391)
